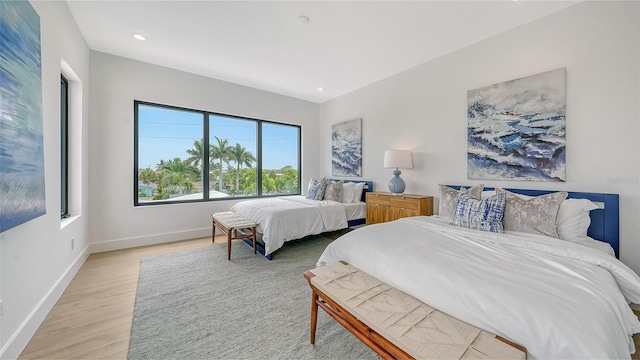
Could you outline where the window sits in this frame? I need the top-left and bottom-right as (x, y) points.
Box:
(61, 75), (69, 218)
(262, 123), (300, 195)
(134, 101), (301, 205)
(209, 115), (257, 197)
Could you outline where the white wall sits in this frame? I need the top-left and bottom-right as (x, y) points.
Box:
(1, 1), (637, 357)
(89, 52), (319, 252)
(319, 1), (640, 273)
(0, 1), (91, 358)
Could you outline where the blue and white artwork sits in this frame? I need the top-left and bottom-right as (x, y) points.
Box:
(0, 1), (46, 232)
(467, 68), (566, 182)
(331, 118), (362, 177)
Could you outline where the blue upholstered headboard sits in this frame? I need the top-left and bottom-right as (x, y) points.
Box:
(447, 186), (620, 258)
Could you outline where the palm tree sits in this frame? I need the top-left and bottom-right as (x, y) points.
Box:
(161, 172), (196, 195)
(139, 167), (156, 197)
(262, 176), (277, 195)
(211, 136), (231, 192)
(185, 139), (205, 169)
(155, 159), (168, 171)
(229, 143), (256, 193)
(160, 158), (200, 195)
(153, 171), (166, 199)
(161, 157), (200, 180)
(242, 168), (258, 196)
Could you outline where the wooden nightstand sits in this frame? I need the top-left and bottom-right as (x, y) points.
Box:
(366, 192), (433, 225)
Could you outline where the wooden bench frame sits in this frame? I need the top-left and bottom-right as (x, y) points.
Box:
(304, 261), (526, 360)
(304, 266), (405, 359)
(211, 212), (258, 260)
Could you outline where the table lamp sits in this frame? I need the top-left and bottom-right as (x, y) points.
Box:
(383, 150), (413, 194)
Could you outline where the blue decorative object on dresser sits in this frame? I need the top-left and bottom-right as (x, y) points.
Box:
(384, 150), (413, 194)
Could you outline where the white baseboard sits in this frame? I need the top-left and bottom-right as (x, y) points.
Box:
(1, 245), (90, 360)
(90, 227), (210, 253)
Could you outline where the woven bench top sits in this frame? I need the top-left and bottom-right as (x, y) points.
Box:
(309, 262), (525, 360)
(211, 211), (257, 229)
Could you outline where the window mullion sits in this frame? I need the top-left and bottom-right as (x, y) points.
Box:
(203, 113), (210, 200)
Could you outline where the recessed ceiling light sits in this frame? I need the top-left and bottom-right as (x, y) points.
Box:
(132, 33), (146, 41)
(298, 15), (310, 25)
(317, 87), (324, 92)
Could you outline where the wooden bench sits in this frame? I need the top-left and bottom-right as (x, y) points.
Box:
(304, 261), (526, 360)
(211, 212), (258, 260)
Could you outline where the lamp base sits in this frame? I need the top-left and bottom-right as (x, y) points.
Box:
(388, 169), (406, 194)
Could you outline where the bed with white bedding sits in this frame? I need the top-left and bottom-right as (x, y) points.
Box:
(316, 186), (640, 359)
(230, 180), (371, 258)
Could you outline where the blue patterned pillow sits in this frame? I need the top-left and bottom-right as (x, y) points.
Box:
(452, 188), (506, 233)
(306, 180), (326, 200)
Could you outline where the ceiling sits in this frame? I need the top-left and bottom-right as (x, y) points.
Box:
(66, 1), (579, 103)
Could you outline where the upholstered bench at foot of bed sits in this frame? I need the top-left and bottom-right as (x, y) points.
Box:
(211, 211), (258, 260)
(304, 261), (526, 360)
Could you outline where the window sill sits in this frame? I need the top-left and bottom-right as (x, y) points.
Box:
(61, 214), (81, 230)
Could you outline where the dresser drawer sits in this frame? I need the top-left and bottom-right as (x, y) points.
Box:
(366, 193), (390, 205)
(389, 196), (419, 210)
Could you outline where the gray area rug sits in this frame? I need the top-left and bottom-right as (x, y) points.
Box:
(128, 234), (376, 359)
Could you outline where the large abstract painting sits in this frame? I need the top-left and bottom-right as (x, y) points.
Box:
(331, 118), (362, 177)
(0, 1), (46, 232)
(467, 68), (566, 182)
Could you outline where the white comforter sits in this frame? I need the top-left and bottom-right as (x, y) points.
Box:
(317, 216), (640, 359)
(230, 196), (347, 255)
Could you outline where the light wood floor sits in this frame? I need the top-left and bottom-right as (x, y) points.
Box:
(18, 236), (218, 359)
(18, 236), (640, 359)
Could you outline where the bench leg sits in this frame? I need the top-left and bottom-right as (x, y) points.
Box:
(252, 227), (257, 254)
(212, 221), (216, 243)
(227, 230), (232, 260)
(310, 290), (318, 344)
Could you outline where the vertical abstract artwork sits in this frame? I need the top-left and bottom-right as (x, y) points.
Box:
(331, 118), (362, 177)
(0, 1), (46, 232)
(467, 68), (566, 182)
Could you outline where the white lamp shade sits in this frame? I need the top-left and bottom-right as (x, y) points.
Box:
(383, 150), (413, 169)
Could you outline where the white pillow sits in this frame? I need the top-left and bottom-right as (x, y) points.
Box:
(342, 182), (357, 203)
(351, 182), (366, 203)
(556, 199), (599, 241)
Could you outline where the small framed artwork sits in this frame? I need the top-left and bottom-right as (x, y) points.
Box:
(331, 118), (362, 177)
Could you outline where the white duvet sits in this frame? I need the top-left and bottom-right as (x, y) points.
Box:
(317, 216), (640, 359)
(230, 196), (347, 255)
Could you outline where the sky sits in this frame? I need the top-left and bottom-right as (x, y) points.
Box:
(137, 104), (299, 170)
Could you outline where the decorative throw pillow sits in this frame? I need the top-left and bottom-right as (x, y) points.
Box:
(323, 180), (344, 202)
(306, 180), (326, 200)
(502, 189), (568, 238)
(452, 188), (506, 233)
(308, 178), (325, 192)
(342, 182), (357, 203)
(438, 184), (484, 220)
